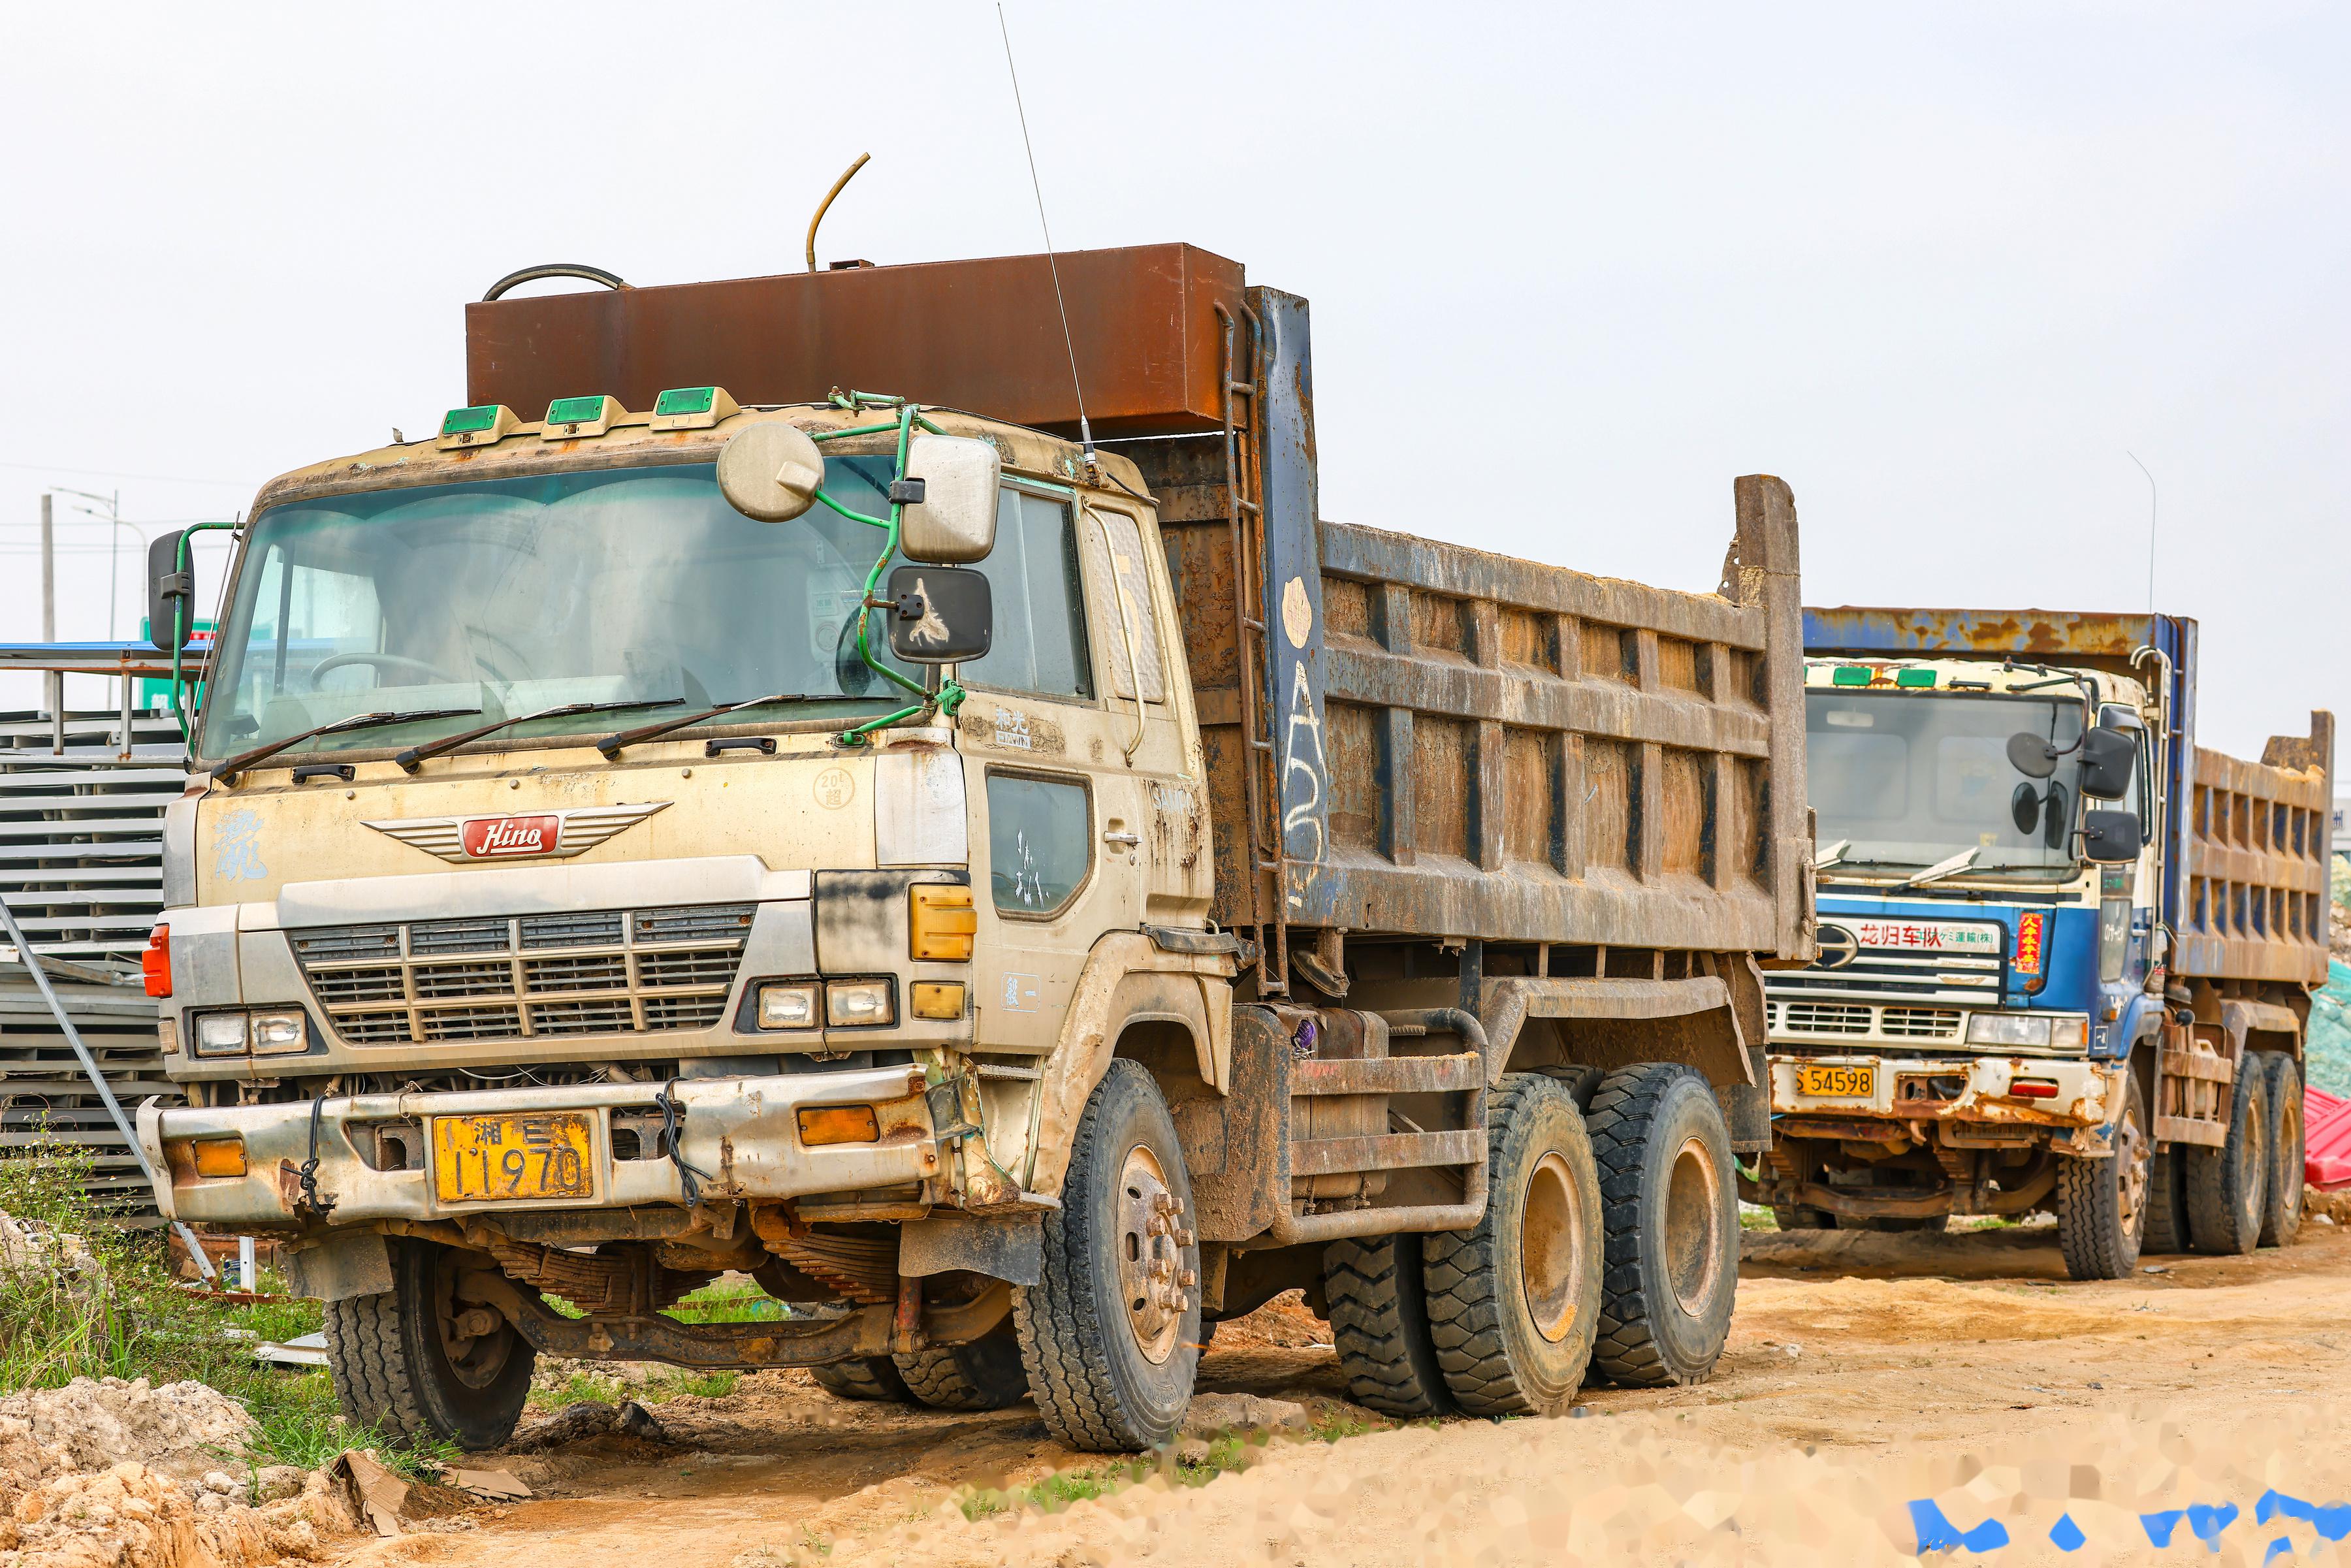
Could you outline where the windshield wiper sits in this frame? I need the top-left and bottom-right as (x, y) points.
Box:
(596, 692), (818, 760)
(1813, 839), (1852, 872)
(212, 707), (484, 780)
(1899, 846), (1981, 889)
(394, 698), (682, 773)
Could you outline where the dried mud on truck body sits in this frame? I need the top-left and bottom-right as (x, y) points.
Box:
(135, 244), (1813, 1460)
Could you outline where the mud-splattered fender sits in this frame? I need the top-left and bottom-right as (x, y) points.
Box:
(1026, 932), (1235, 1198)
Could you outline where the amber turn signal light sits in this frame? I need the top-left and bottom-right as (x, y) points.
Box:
(910, 981), (966, 1020)
(189, 1138), (246, 1179)
(796, 1105), (880, 1146)
(909, 884), (976, 961)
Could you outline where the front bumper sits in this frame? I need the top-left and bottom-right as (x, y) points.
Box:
(1770, 1053), (2124, 1140)
(139, 1064), (940, 1228)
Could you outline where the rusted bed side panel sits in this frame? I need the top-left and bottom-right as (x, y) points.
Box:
(1285, 481), (1809, 957)
(2177, 713), (2333, 985)
(1145, 455), (1812, 957)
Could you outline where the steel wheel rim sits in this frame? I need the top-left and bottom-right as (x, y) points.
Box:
(1518, 1149), (1588, 1344)
(1663, 1135), (1724, 1318)
(435, 1252), (514, 1388)
(1113, 1142), (1187, 1366)
(2116, 1095), (2150, 1236)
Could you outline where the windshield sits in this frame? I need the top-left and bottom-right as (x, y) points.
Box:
(1806, 689), (2088, 882)
(199, 461), (934, 761)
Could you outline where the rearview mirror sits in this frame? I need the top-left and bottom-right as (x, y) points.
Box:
(884, 565), (993, 665)
(897, 434), (1000, 564)
(2081, 808), (2141, 863)
(147, 530), (190, 652)
(716, 421), (824, 522)
(2078, 725), (2137, 800)
(2006, 731), (2058, 779)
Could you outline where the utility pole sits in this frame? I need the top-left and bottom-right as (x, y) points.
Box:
(40, 493), (62, 751)
(40, 492), (54, 640)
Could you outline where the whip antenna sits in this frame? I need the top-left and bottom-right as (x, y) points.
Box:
(996, 3), (1094, 466)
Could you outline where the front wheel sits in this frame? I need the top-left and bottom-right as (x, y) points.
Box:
(1424, 1074), (1604, 1416)
(323, 1237), (535, 1452)
(2056, 1071), (2151, 1280)
(1014, 1060), (1200, 1451)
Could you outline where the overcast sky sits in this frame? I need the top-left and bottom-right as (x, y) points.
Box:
(1, 3), (2343, 760)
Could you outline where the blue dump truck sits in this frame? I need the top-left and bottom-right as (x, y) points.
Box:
(1754, 609), (2330, 1279)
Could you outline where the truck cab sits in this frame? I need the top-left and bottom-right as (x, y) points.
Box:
(1761, 609), (2328, 1280)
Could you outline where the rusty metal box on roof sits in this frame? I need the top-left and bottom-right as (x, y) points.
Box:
(464, 243), (1245, 439)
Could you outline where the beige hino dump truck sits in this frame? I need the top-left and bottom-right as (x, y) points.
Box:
(135, 244), (1812, 1451)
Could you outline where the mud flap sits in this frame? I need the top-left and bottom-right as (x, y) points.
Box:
(1721, 1046), (1772, 1155)
(898, 1211), (1042, 1286)
(286, 1230), (394, 1303)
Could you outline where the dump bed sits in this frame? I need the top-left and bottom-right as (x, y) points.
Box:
(1803, 607), (2333, 987)
(466, 246), (1815, 972)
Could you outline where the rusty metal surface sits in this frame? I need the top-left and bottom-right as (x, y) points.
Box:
(1289, 1051), (1481, 1096)
(1801, 606), (2181, 666)
(465, 244), (1244, 440)
(2177, 712), (2333, 985)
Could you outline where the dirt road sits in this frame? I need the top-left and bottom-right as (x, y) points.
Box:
(349, 1218), (2351, 1567)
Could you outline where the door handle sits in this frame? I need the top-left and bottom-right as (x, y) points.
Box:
(1102, 829), (1142, 846)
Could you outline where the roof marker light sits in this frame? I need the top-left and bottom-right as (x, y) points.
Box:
(649, 386), (740, 430)
(542, 395), (628, 440)
(1831, 665), (1872, 686)
(436, 404), (519, 450)
(1895, 668), (1937, 688)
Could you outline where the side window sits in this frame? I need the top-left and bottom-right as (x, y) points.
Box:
(960, 488), (1092, 700)
(987, 773), (1091, 916)
(1081, 505), (1168, 702)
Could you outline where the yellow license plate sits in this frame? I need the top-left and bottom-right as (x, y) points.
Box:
(1797, 1063), (1876, 1098)
(432, 1113), (595, 1204)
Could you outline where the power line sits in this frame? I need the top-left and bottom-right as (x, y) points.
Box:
(0, 458), (251, 488)
(996, 2), (1093, 465)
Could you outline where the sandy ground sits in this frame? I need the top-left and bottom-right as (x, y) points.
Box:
(338, 1217), (2351, 1568)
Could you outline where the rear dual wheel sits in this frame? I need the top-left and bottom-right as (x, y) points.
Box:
(2187, 1051), (2269, 1255)
(1421, 1074), (1605, 1415)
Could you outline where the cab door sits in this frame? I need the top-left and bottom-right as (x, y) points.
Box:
(959, 481), (1146, 1054)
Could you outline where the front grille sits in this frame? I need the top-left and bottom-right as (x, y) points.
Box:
(1780, 1001), (1871, 1035)
(1768, 999), (1965, 1044)
(291, 903), (754, 1047)
(1880, 1006), (1962, 1039)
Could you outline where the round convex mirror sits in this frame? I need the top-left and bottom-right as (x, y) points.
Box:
(716, 421), (825, 522)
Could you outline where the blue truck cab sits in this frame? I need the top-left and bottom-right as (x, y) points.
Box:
(1759, 609), (2330, 1279)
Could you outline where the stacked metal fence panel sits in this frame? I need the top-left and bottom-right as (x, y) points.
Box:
(0, 709), (186, 1217)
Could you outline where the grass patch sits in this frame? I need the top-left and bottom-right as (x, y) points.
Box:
(0, 1138), (443, 1474)
(528, 1366), (740, 1413)
(668, 1277), (787, 1324)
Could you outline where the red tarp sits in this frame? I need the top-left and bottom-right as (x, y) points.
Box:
(2311, 1087), (2351, 1191)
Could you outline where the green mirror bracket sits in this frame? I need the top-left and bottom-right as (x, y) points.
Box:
(169, 519), (240, 756)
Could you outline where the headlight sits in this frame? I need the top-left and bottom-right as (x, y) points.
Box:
(192, 1013), (250, 1057)
(827, 979), (895, 1028)
(249, 1011), (309, 1055)
(1966, 1012), (2053, 1048)
(756, 983), (820, 1030)
(191, 1008), (315, 1058)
